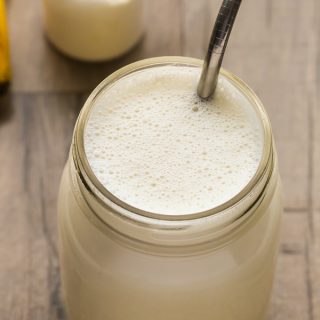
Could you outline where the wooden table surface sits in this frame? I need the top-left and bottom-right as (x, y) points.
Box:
(0, 0), (319, 319)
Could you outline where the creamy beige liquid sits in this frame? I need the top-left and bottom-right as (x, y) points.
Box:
(58, 63), (282, 320)
(84, 66), (264, 214)
(43, 0), (144, 61)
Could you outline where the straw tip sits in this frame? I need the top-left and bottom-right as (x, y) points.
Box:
(197, 76), (218, 100)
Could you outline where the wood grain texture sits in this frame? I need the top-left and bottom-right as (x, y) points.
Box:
(311, 211), (320, 320)
(1, 0), (319, 319)
(0, 94), (79, 320)
(267, 212), (311, 320)
(7, 0), (183, 93)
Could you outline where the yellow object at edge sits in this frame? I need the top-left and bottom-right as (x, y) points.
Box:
(0, 0), (10, 85)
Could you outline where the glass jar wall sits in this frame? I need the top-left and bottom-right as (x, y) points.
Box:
(58, 57), (283, 320)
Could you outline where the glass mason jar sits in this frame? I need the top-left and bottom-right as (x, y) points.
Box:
(58, 57), (283, 320)
(42, 0), (144, 61)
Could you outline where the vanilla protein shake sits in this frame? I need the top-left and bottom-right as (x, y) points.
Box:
(84, 65), (263, 214)
(58, 58), (282, 320)
(43, 0), (144, 61)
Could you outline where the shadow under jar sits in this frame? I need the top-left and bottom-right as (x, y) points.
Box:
(58, 57), (283, 320)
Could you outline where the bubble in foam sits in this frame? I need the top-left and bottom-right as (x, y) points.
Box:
(84, 65), (264, 215)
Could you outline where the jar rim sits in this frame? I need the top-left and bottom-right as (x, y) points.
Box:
(72, 56), (273, 224)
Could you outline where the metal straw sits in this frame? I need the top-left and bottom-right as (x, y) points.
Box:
(197, 0), (242, 99)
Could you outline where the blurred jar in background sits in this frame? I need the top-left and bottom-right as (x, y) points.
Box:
(42, 0), (145, 61)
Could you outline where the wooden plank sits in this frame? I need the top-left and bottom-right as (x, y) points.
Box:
(7, 0), (183, 93)
(0, 94), (30, 320)
(311, 101), (320, 319)
(22, 93), (79, 320)
(280, 213), (308, 255)
(312, 69), (320, 211)
(182, 0), (210, 58)
(314, 132), (320, 210)
(310, 68), (319, 320)
(268, 212), (310, 320)
(310, 211), (320, 320)
(140, 0), (183, 57)
(268, 253), (310, 320)
(307, 1), (319, 319)
(0, 93), (79, 320)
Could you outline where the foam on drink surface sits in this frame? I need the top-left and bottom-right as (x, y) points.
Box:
(84, 66), (264, 215)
